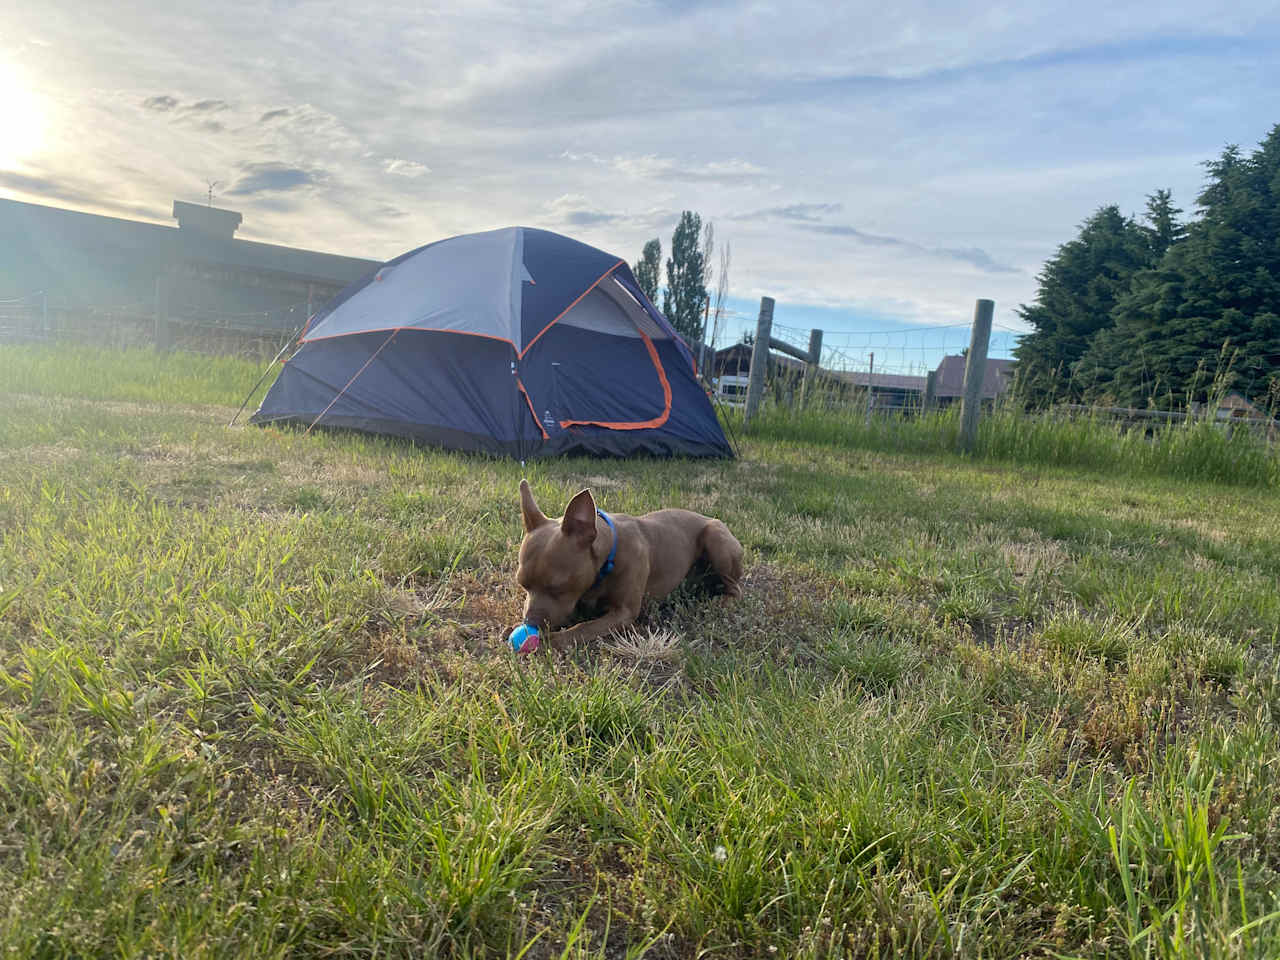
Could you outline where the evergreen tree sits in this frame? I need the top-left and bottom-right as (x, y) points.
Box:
(1011, 205), (1153, 406)
(633, 238), (661, 304)
(662, 212), (709, 344)
(1081, 128), (1280, 406)
(1143, 188), (1185, 259)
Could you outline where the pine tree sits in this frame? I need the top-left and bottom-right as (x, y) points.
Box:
(1143, 188), (1185, 259)
(633, 238), (661, 304)
(1011, 206), (1153, 406)
(662, 212), (708, 344)
(1081, 127), (1280, 406)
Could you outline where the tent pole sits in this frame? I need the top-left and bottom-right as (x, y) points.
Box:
(229, 327), (301, 427)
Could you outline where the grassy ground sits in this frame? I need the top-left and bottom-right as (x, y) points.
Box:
(2, 344), (1279, 958)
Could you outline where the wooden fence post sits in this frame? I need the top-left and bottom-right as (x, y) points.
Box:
(801, 328), (823, 407)
(923, 369), (937, 412)
(743, 296), (774, 427)
(959, 298), (994, 452)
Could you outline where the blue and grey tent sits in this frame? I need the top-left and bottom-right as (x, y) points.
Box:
(251, 227), (732, 459)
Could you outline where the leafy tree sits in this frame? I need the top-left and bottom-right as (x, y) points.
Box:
(633, 238), (661, 304)
(1011, 205), (1153, 406)
(1080, 127), (1280, 406)
(662, 211), (709, 344)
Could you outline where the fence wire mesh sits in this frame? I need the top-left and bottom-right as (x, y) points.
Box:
(0, 289), (312, 359)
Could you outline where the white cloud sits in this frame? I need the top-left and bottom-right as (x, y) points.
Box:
(543, 193), (619, 226)
(384, 158), (430, 178)
(609, 155), (769, 182)
(562, 151), (769, 183)
(3, 0), (1279, 329)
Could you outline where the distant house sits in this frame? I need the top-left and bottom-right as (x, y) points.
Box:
(711, 341), (804, 379)
(1214, 391), (1265, 420)
(830, 369), (927, 411)
(0, 197), (381, 330)
(931, 354), (1014, 404)
(707, 342), (802, 408)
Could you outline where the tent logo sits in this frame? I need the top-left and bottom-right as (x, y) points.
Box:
(542, 410), (556, 429)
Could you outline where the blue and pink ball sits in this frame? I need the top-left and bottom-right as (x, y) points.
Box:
(508, 622), (540, 654)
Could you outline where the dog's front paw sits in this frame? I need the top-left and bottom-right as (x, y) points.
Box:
(546, 630), (575, 654)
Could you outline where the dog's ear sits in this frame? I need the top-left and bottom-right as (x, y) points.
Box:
(560, 488), (597, 545)
(520, 479), (547, 533)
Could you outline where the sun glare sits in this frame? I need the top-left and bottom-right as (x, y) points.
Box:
(0, 60), (48, 170)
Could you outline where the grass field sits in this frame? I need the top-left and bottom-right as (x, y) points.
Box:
(2, 344), (1279, 958)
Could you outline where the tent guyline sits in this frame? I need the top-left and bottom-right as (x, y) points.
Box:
(303, 329), (399, 436)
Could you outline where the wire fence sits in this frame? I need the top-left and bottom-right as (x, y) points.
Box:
(0, 291), (47, 341)
(0, 289), (310, 360)
(5, 283), (1033, 418)
(769, 319), (1021, 377)
(703, 305), (1023, 418)
(707, 303), (1280, 443)
(10, 283), (1273, 438)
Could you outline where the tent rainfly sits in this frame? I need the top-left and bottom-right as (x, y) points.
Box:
(251, 227), (732, 460)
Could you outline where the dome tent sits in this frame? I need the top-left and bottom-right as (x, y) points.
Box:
(251, 227), (732, 460)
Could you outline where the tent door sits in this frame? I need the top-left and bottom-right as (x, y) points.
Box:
(547, 330), (672, 431)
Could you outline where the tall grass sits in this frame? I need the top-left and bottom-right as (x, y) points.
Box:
(739, 401), (1280, 487)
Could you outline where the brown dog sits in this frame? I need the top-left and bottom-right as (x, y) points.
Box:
(516, 480), (744, 649)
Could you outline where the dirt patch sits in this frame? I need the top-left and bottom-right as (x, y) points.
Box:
(360, 569), (521, 688)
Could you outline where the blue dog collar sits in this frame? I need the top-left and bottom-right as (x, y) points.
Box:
(592, 509), (617, 588)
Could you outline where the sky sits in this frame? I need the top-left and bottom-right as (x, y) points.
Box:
(3, 1), (1280, 372)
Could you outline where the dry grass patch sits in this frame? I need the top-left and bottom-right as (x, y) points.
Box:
(1001, 531), (1071, 579)
(602, 626), (683, 663)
